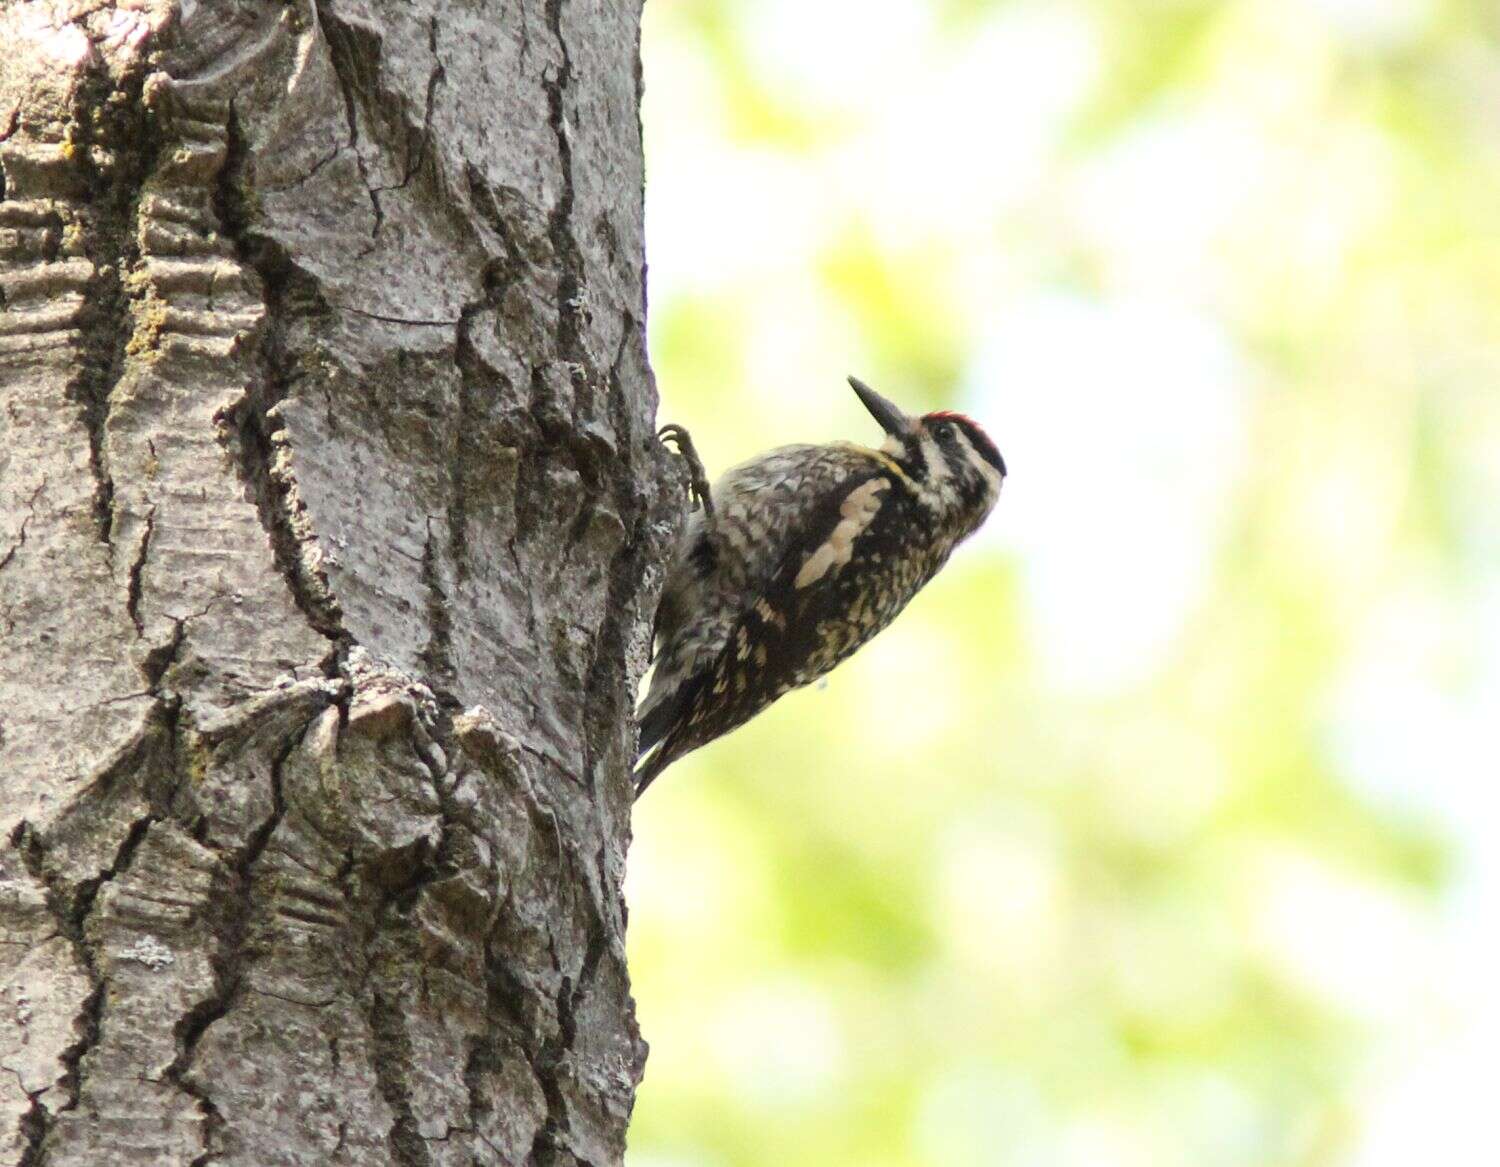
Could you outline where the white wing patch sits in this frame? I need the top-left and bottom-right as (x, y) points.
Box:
(794, 477), (890, 589)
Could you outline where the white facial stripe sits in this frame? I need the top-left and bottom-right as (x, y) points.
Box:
(920, 432), (949, 480)
(953, 428), (1005, 498)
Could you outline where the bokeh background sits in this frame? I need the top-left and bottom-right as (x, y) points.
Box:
(624, 1), (1500, 1164)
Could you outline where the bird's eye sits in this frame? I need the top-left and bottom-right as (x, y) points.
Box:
(936, 422), (957, 446)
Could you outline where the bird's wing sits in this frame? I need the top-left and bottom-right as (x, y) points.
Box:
(640, 444), (875, 730)
(636, 446), (903, 793)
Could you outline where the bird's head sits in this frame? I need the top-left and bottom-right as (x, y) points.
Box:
(848, 375), (1006, 534)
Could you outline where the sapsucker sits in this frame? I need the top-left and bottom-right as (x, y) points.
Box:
(635, 376), (1006, 795)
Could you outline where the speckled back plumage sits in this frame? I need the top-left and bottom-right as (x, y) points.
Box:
(636, 378), (1005, 795)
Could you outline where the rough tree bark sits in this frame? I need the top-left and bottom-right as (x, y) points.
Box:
(0, 1), (678, 1163)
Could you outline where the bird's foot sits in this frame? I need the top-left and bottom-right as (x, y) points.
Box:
(658, 423), (714, 517)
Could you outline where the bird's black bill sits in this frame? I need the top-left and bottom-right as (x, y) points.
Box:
(848, 375), (910, 437)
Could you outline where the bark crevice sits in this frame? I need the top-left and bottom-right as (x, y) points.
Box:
(211, 105), (347, 653)
(124, 504), (155, 634)
(160, 718), (316, 1167)
(17, 799), (159, 1150)
(0, 478), (45, 575)
(313, 2), (387, 244)
(543, 0), (589, 392)
(65, 65), (160, 555)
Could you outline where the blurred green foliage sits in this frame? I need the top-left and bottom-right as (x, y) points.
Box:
(627, 1), (1499, 1164)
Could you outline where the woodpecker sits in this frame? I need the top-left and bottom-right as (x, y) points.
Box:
(635, 376), (1006, 796)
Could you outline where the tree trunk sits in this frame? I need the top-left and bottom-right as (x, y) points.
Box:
(0, 1), (675, 1163)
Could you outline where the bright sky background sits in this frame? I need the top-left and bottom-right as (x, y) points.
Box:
(628, 2), (1500, 1164)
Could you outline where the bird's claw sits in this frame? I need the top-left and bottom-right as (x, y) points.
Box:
(659, 423), (714, 517)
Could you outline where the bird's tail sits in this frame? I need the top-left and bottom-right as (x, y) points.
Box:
(632, 711), (682, 799)
(634, 687), (676, 761)
(634, 679), (696, 798)
(632, 743), (672, 799)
